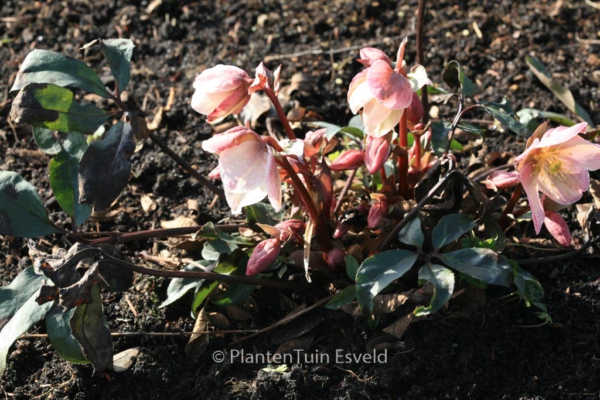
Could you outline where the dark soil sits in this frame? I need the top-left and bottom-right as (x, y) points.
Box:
(1, 0), (599, 399)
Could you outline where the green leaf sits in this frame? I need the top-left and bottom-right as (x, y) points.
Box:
(10, 49), (111, 98)
(101, 39), (134, 92)
(46, 305), (89, 364)
(312, 121), (342, 140)
(414, 264), (455, 316)
(211, 282), (255, 306)
(78, 121), (135, 212)
(456, 121), (487, 135)
(516, 108), (576, 131)
(345, 254), (359, 281)
(355, 250), (418, 313)
(245, 203), (283, 230)
(49, 133), (91, 227)
(442, 60), (477, 97)
(432, 213), (475, 249)
(430, 121), (453, 157)
(191, 281), (219, 315)
(70, 285), (113, 372)
(0, 171), (61, 237)
(398, 215), (424, 248)
(0, 267), (48, 325)
(159, 261), (215, 308)
(525, 55), (595, 128)
(201, 239), (238, 261)
(32, 127), (62, 156)
(438, 248), (512, 287)
(10, 83), (109, 134)
(0, 288), (53, 377)
(325, 286), (356, 309)
(482, 97), (531, 137)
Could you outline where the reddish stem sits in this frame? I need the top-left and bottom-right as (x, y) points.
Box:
(398, 112), (410, 198)
(263, 88), (297, 140)
(412, 132), (422, 171)
(500, 183), (523, 228)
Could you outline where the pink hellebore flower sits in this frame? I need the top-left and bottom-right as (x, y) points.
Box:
(191, 65), (253, 124)
(347, 39), (430, 137)
(202, 126), (282, 214)
(515, 122), (600, 234)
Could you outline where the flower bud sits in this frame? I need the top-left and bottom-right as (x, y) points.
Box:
(368, 194), (388, 229)
(406, 93), (424, 130)
(544, 211), (572, 247)
(274, 219), (306, 241)
(330, 150), (365, 171)
(247, 238), (281, 276)
(364, 135), (391, 174)
(485, 170), (520, 191)
(327, 248), (345, 269)
(334, 222), (352, 239)
(249, 62), (282, 94)
(191, 65), (252, 124)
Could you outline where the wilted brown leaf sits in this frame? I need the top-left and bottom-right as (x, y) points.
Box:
(185, 306), (209, 359)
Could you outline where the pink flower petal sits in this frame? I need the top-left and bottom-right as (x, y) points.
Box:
(536, 160), (588, 204)
(367, 60), (413, 110)
(266, 148), (282, 211)
(364, 135), (391, 174)
(193, 65), (250, 93)
(347, 70), (371, 113)
(202, 127), (260, 155)
(557, 135), (600, 172)
(357, 47), (391, 67)
(191, 89), (234, 116)
(537, 122), (587, 148)
(518, 161), (545, 234)
(206, 87), (252, 123)
(485, 170), (520, 191)
(363, 101), (403, 137)
(544, 211), (572, 247)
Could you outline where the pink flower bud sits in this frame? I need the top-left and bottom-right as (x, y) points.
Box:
(330, 150), (365, 171)
(368, 194), (388, 229)
(191, 65), (252, 124)
(327, 248), (345, 269)
(247, 238), (281, 276)
(334, 222), (352, 239)
(249, 62), (282, 95)
(357, 47), (391, 67)
(364, 135), (391, 174)
(274, 219), (306, 241)
(406, 93), (424, 130)
(544, 211), (572, 247)
(485, 170), (520, 191)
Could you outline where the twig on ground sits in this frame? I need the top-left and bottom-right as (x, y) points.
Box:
(516, 236), (600, 265)
(333, 169), (357, 215)
(18, 330), (260, 340)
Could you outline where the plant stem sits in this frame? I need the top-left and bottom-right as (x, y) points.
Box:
(499, 183), (523, 228)
(263, 88), (296, 140)
(333, 169), (357, 215)
(517, 236), (600, 265)
(279, 158), (332, 251)
(412, 132), (422, 171)
(99, 251), (317, 293)
(416, 0), (429, 124)
(148, 131), (225, 200)
(445, 104), (483, 155)
(398, 112), (410, 198)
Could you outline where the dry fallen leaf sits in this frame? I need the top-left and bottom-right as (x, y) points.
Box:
(382, 313), (414, 339)
(160, 215), (199, 229)
(141, 195), (157, 212)
(185, 306), (209, 359)
(208, 312), (230, 330)
(113, 347), (140, 373)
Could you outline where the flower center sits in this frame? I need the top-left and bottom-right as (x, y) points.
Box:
(536, 149), (567, 180)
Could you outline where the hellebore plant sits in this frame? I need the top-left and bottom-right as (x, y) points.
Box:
(2, 0), (599, 379)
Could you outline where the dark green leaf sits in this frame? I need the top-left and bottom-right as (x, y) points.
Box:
(10, 83), (109, 134)
(525, 55), (595, 128)
(202, 239), (238, 261)
(0, 267), (48, 327)
(245, 203), (283, 230)
(398, 215), (424, 248)
(312, 121), (341, 140)
(211, 282), (255, 306)
(430, 121), (453, 157)
(32, 127), (62, 155)
(49, 133), (92, 227)
(516, 108), (576, 131)
(414, 264), (455, 316)
(325, 286), (356, 309)
(191, 281), (219, 315)
(438, 248), (512, 287)
(101, 39), (134, 92)
(355, 250), (418, 313)
(10, 49), (111, 98)
(456, 121), (487, 135)
(78, 121), (135, 212)
(482, 97), (531, 137)
(345, 254), (359, 281)
(159, 261), (216, 308)
(0, 171), (61, 237)
(46, 304), (89, 363)
(432, 213), (475, 249)
(70, 285), (113, 372)
(442, 60), (476, 97)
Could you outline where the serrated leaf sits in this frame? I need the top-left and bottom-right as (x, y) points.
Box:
(438, 248), (511, 287)
(10, 49), (111, 98)
(101, 39), (134, 93)
(398, 215), (424, 248)
(432, 213), (475, 249)
(159, 261), (216, 309)
(49, 132), (91, 227)
(345, 254), (359, 281)
(46, 304), (89, 363)
(78, 121), (135, 212)
(414, 264), (455, 316)
(70, 285), (113, 372)
(355, 250), (418, 314)
(442, 60), (477, 97)
(0, 171), (61, 237)
(10, 83), (109, 134)
(525, 55), (595, 128)
(325, 286), (356, 309)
